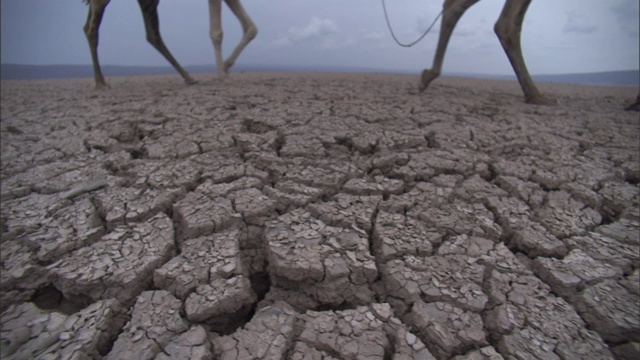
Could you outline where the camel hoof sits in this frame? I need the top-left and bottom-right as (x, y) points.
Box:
(223, 60), (234, 73)
(185, 78), (198, 85)
(94, 83), (110, 90)
(625, 101), (640, 111)
(407, 83), (421, 95)
(625, 94), (640, 111)
(420, 69), (439, 91)
(526, 95), (557, 106)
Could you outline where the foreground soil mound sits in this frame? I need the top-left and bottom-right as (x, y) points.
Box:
(1, 72), (638, 359)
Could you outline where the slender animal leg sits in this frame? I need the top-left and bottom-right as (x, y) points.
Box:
(625, 92), (640, 111)
(84, 0), (111, 89)
(222, 0), (258, 72)
(495, 0), (554, 104)
(420, 0), (479, 92)
(208, 0), (226, 78)
(137, 0), (196, 84)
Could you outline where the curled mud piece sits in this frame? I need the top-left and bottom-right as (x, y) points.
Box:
(61, 179), (109, 200)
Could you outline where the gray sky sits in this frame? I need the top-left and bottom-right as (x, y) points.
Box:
(1, 0), (638, 75)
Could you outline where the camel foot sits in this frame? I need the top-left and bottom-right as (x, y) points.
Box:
(625, 101), (640, 111)
(408, 84), (421, 96)
(625, 94), (640, 111)
(216, 70), (229, 80)
(419, 69), (440, 93)
(223, 60), (234, 73)
(184, 77), (198, 85)
(94, 82), (110, 90)
(526, 95), (557, 106)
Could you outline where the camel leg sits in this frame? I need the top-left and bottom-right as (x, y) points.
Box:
(84, 0), (111, 89)
(208, 0), (226, 78)
(208, 0), (257, 78)
(495, 0), (555, 105)
(420, 0), (480, 92)
(625, 91), (640, 111)
(137, 0), (196, 84)
(222, 0), (258, 72)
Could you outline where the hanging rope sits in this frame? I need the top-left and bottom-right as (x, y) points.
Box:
(382, 0), (443, 48)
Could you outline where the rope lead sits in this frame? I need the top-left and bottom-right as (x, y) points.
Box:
(382, 0), (443, 48)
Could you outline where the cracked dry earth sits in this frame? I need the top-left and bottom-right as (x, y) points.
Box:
(0, 72), (639, 360)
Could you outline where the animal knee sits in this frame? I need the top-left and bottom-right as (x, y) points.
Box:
(84, 25), (99, 46)
(210, 30), (223, 45)
(494, 19), (505, 36)
(84, 25), (94, 39)
(494, 21), (514, 45)
(145, 34), (162, 49)
(245, 25), (258, 41)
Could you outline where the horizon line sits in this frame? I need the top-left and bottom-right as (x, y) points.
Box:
(2, 62), (639, 78)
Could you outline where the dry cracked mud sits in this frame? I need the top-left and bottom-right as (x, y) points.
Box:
(1, 72), (639, 359)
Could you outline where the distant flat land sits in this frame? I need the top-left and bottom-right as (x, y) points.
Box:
(1, 63), (638, 87)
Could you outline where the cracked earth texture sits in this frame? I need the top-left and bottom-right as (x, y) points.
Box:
(1, 72), (639, 359)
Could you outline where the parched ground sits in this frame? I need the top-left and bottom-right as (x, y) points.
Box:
(1, 72), (638, 359)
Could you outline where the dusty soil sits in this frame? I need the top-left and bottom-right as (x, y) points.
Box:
(1, 72), (639, 359)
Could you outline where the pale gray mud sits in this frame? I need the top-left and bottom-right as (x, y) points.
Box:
(1, 72), (638, 359)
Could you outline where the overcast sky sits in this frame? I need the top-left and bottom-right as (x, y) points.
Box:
(1, 0), (638, 75)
